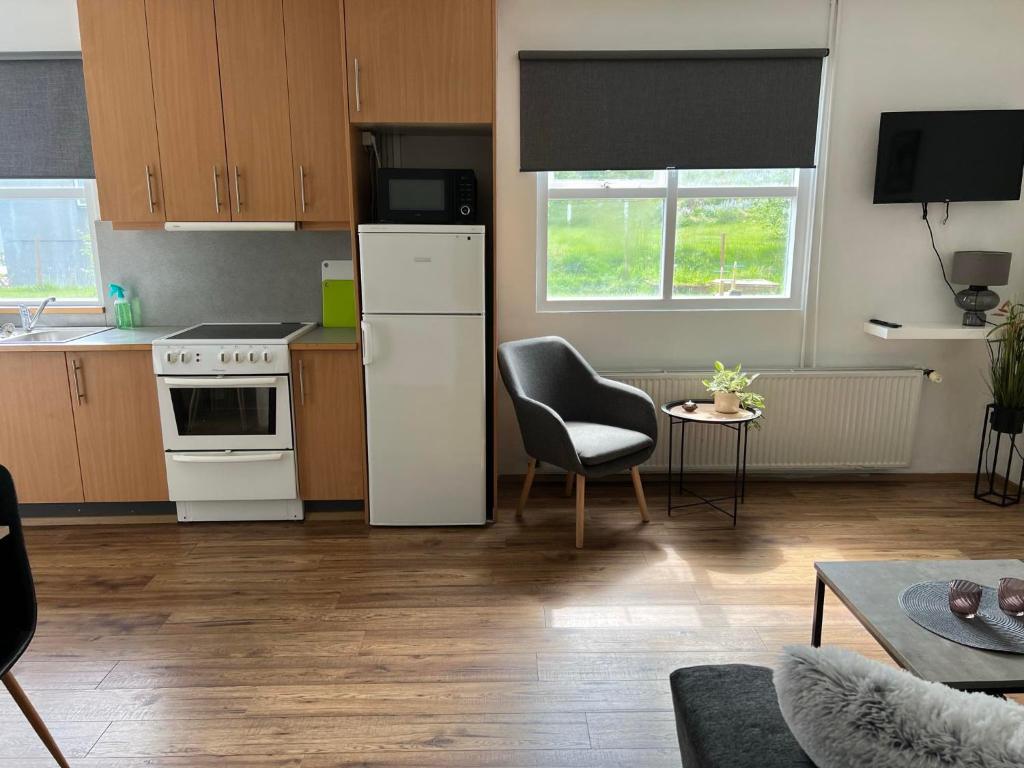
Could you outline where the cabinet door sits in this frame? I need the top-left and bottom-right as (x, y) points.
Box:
(145, 0), (231, 222)
(78, 0), (165, 224)
(292, 351), (365, 501)
(66, 352), (168, 502)
(344, 0), (493, 124)
(215, 0), (296, 221)
(0, 353), (84, 503)
(283, 0), (351, 224)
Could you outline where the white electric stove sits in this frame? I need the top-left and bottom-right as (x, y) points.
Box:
(152, 322), (314, 522)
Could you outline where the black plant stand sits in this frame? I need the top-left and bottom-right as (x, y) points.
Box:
(975, 403), (1024, 507)
(662, 399), (761, 526)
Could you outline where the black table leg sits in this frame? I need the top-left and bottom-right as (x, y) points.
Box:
(732, 423), (741, 527)
(679, 421), (686, 499)
(740, 422), (749, 502)
(811, 575), (825, 647)
(667, 418), (674, 516)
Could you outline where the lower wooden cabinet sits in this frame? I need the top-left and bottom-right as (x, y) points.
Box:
(66, 351), (169, 502)
(0, 352), (85, 503)
(291, 350), (365, 500)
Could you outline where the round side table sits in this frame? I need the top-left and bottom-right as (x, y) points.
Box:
(661, 399), (762, 526)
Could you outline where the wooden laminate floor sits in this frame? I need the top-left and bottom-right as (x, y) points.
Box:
(1, 476), (1021, 766)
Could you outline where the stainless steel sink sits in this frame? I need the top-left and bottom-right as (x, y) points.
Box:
(0, 327), (109, 344)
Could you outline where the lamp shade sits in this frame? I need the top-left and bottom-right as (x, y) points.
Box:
(951, 251), (1011, 286)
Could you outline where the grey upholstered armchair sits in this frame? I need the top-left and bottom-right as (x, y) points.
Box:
(498, 336), (657, 548)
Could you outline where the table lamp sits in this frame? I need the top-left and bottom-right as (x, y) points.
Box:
(951, 251), (1012, 327)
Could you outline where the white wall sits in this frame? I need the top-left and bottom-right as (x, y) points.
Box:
(496, 0), (1024, 474)
(0, 0), (78, 51)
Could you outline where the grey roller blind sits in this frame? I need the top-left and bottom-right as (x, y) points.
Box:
(519, 50), (827, 172)
(0, 55), (94, 178)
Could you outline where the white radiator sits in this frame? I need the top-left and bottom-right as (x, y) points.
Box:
(604, 369), (924, 471)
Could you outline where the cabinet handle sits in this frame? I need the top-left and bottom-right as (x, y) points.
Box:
(298, 165), (307, 213)
(212, 166), (221, 213)
(354, 58), (362, 113)
(298, 358), (307, 406)
(233, 165), (242, 213)
(72, 359), (86, 404)
(144, 165), (156, 213)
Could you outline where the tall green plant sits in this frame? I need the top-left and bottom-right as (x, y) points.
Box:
(987, 301), (1024, 410)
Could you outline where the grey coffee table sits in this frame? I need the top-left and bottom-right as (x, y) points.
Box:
(812, 559), (1024, 694)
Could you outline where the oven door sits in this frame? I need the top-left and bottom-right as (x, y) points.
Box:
(156, 375), (293, 451)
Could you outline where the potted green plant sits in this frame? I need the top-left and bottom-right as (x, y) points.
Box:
(987, 300), (1024, 434)
(702, 361), (766, 416)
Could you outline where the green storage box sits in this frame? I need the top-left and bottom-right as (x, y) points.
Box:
(322, 260), (356, 328)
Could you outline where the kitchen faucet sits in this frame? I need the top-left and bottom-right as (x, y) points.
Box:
(18, 296), (56, 331)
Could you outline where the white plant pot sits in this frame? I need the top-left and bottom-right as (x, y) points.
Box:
(714, 391), (741, 414)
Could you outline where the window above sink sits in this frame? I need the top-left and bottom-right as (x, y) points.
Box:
(0, 179), (102, 308)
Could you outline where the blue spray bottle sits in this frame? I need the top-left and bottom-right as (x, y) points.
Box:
(109, 284), (134, 329)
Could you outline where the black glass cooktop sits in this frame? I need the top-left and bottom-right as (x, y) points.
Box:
(167, 323), (306, 341)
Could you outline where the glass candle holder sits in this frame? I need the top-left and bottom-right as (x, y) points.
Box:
(998, 577), (1024, 617)
(949, 579), (982, 619)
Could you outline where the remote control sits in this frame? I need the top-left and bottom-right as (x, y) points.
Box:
(869, 318), (902, 329)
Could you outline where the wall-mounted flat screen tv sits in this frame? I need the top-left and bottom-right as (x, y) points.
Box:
(873, 110), (1024, 204)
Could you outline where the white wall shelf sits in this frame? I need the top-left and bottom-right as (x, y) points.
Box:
(863, 321), (988, 341)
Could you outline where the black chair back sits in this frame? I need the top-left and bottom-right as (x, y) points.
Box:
(0, 464), (37, 677)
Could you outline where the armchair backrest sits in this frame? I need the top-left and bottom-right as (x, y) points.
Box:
(497, 336), (596, 421)
(0, 464), (37, 676)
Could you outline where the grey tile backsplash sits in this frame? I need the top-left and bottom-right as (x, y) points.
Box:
(39, 222), (351, 327)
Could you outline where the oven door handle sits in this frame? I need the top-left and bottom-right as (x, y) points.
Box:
(170, 452), (286, 464)
(163, 377), (282, 388)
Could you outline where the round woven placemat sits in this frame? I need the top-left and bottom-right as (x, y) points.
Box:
(899, 581), (1024, 654)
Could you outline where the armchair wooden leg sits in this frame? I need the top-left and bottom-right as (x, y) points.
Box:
(564, 471), (575, 497)
(2, 672), (70, 768)
(631, 466), (650, 523)
(575, 475), (586, 548)
(517, 458), (537, 517)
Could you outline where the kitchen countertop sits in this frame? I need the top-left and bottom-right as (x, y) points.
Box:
(290, 326), (359, 350)
(1, 325), (360, 352)
(0, 326), (179, 352)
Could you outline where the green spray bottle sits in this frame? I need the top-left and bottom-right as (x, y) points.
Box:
(109, 284), (134, 329)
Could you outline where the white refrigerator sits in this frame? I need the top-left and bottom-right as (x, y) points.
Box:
(358, 224), (486, 525)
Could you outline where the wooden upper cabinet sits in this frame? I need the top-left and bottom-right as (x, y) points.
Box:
(145, 0), (231, 222)
(78, 0), (165, 224)
(291, 350), (365, 501)
(344, 0), (494, 125)
(283, 0), (351, 224)
(66, 351), (168, 503)
(215, 0), (296, 221)
(0, 353), (84, 504)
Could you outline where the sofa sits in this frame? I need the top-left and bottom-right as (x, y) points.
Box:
(670, 664), (815, 768)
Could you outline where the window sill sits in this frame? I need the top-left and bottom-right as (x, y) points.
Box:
(536, 299), (803, 313)
(0, 305), (105, 315)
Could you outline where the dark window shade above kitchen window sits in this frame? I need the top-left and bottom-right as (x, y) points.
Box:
(0, 55), (94, 179)
(519, 49), (827, 172)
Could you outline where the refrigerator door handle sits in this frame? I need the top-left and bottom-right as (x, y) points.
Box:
(361, 321), (373, 366)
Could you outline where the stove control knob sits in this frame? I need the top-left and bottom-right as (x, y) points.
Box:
(263, 350), (272, 363)
(219, 351), (230, 364)
(180, 351), (193, 364)
(165, 351), (179, 364)
(234, 351), (243, 363)
(248, 351), (258, 363)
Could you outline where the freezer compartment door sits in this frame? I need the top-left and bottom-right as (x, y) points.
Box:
(363, 315), (485, 525)
(359, 231), (484, 314)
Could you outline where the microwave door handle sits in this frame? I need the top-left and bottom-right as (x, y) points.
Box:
(171, 452), (285, 464)
(163, 377), (281, 388)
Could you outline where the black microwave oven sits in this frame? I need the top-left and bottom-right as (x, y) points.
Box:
(375, 168), (477, 224)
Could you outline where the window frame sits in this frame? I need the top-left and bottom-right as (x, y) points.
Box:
(536, 168), (815, 312)
(0, 178), (103, 308)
